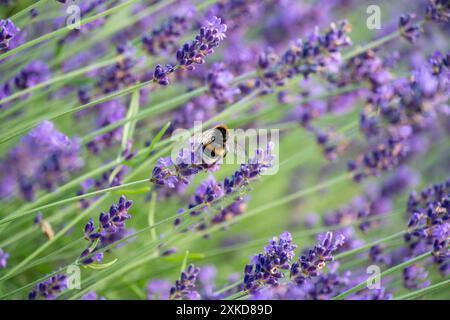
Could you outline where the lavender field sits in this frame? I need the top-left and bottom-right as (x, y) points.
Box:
(0, 0), (449, 301)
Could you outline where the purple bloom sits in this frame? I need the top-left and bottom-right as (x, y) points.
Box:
(174, 175), (223, 228)
(98, 44), (139, 93)
(426, 0), (450, 22)
(14, 61), (51, 91)
(403, 265), (430, 289)
(33, 212), (43, 225)
(142, 12), (193, 56)
(290, 232), (345, 285)
(257, 21), (352, 90)
(29, 274), (68, 300)
(152, 64), (174, 86)
(352, 287), (393, 300)
(301, 262), (351, 300)
(206, 63), (241, 104)
(170, 264), (201, 300)
(0, 121), (82, 201)
(399, 14), (421, 43)
(150, 144), (220, 189)
(80, 195), (133, 265)
(176, 16), (227, 70)
(80, 291), (105, 300)
(404, 178), (450, 276)
(0, 19), (20, 52)
(243, 232), (297, 291)
(147, 279), (172, 300)
(174, 144), (274, 231)
(223, 143), (275, 194)
(211, 197), (247, 225)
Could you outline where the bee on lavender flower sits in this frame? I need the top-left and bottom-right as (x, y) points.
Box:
(194, 124), (246, 164)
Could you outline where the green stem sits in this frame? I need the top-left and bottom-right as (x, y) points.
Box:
(0, 56), (120, 110)
(332, 251), (433, 300)
(0, 179), (149, 225)
(0, 0), (144, 61)
(9, 0), (48, 21)
(394, 278), (450, 300)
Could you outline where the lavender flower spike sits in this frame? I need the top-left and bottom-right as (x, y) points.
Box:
(244, 232), (297, 291)
(29, 274), (68, 300)
(290, 232), (345, 285)
(170, 264), (201, 300)
(80, 195), (133, 265)
(176, 16), (227, 70)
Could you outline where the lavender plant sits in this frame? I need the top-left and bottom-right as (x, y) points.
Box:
(0, 0), (448, 302)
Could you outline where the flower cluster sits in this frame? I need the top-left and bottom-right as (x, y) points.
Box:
(0, 121), (83, 201)
(152, 63), (175, 86)
(176, 16), (227, 69)
(206, 62), (241, 104)
(151, 16), (227, 86)
(142, 13), (192, 56)
(348, 49), (450, 182)
(290, 232), (346, 285)
(174, 175), (224, 227)
(244, 232), (297, 291)
(80, 195), (133, 264)
(174, 143), (275, 230)
(150, 143), (220, 189)
(405, 178), (450, 275)
(223, 143), (275, 195)
(29, 274), (68, 300)
(170, 264), (201, 300)
(98, 45), (138, 94)
(0, 19), (19, 51)
(403, 265), (430, 289)
(14, 61), (51, 91)
(257, 21), (352, 90)
(426, 0), (450, 22)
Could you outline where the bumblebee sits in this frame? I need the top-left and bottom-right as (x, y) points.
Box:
(194, 124), (230, 164)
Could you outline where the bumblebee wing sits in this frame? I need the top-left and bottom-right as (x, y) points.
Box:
(225, 136), (247, 163)
(190, 129), (214, 153)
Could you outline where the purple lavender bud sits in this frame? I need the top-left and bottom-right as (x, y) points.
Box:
(29, 274), (68, 300)
(399, 14), (421, 43)
(170, 264), (201, 300)
(426, 0), (450, 22)
(0, 19), (20, 52)
(152, 64), (174, 85)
